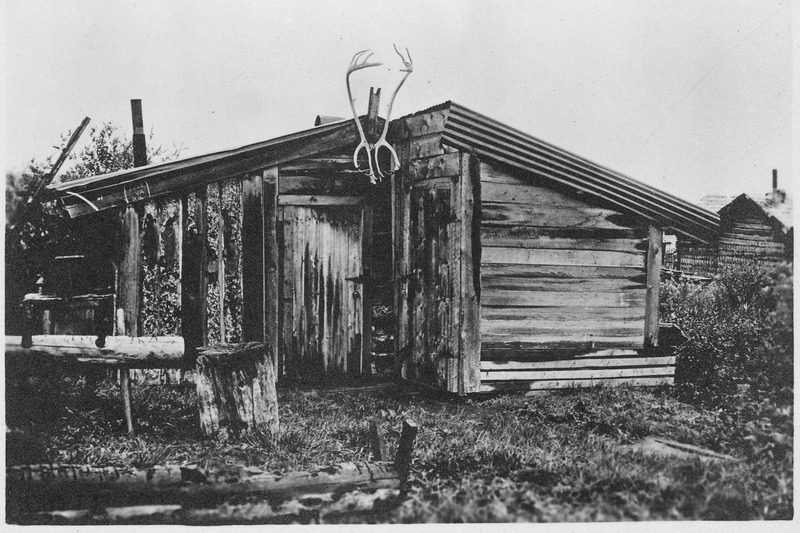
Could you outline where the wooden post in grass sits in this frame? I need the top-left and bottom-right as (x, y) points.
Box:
(394, 419), (418, 490)
(195, 342), (278, 440)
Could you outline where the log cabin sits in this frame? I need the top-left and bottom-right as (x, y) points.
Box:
(676, 170), (792, 276)
(37, 99), (720, 394)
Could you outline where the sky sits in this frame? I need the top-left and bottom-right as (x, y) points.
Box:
(2, 0), (795, 204)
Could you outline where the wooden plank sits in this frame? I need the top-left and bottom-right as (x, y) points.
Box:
(390, 108), (449, 140)
(278, 175), (371, 196)
(261, 170), (278, 379)
(361, 205), (373, 376)
(480, 345), (642, 361)
(481, 275), (645, 293)
(159, 198), (182, 336)
(480, 336), (644, 350)
(140, 201), (160, 336)
(481, 356), (675, 371)
(644, 225), (662, 348)
(460, 153), (481, 393)
(408, 177), (455, 190)
(216, 182), (227, 343)
(480, 319), (644, 336)
(241, 175), (264, 342)
(481, 228), (645, 252)
(481, 202), (642, 230)
(408, 133), (452, 159)
(481, 289), (645, 308)
(482, 246), (645, 268)
(117, 206), (141, 337)
(481, 365), (674, 381)
(408, 152), (461, 181)
(481, 263), (647, 281)
(481, 306), (644, 322)
(479, 376), (674, 392)
(278, 195), (367, 206)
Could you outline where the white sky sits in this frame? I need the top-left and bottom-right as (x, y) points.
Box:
(2, 0), (795, 203)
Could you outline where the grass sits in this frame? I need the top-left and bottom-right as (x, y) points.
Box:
(5, 371), (793, 523)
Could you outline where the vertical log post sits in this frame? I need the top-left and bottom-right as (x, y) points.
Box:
(263, 168), (279, 377)
(644, 224), (663, 349)
(394, 419), (418, 490)
(117, 205), (140, 435)
(195, 342), (278, 440)
(459, 154), (481, 394)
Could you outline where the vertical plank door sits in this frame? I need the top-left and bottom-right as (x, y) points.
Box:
(279, 200), (371, 379)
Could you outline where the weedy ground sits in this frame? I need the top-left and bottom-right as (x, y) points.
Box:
(5, 372), (793, 523)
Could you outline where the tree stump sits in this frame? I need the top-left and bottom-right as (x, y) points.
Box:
(195, 342), (278, 440)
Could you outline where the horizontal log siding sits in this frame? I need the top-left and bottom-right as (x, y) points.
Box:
(478, 161), (664, 390)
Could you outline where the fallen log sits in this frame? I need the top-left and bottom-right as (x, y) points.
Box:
(5, 335), (186, 368)
(7, 461), (401, 519)
(31, 489), (402, 525)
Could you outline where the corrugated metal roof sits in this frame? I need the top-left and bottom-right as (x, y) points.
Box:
(48, 119), (356, 200)
(440, 102), (719, 242)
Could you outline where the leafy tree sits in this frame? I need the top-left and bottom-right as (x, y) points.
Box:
(5, 123), (182, 333)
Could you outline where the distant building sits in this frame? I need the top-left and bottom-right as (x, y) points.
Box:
(676, 170), (793, 276)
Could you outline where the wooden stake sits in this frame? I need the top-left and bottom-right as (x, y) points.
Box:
(120, 369), (134, 435)
(394, 419), (418, 489)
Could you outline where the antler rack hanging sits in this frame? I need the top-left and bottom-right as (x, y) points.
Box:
(346, 45), (413, 184)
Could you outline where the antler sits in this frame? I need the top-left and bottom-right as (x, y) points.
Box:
(346, 50), (383, 182)
(373, 45), (413, 179)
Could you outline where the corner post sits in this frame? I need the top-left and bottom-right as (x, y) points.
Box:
(645, 224), (663, 349)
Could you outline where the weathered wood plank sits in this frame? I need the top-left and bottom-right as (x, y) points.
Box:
(408, 152), (461, 181)
(481, 263), (647, 281)
(259, 167), (281, 379)
(117, 206), (141, 337)
(278, 195), (367, 206)
(482, 246), (645, 268)
(481, 336), (644, 351)
(480, 356), (675, 371)
(480, 345), (643, 361)
(390, 108), (449, 140)
(361, 205), (373, 376)
(481, 275), (645, 293)
(181, 190), (207, 353)
(481, 365), (674, 381)
(481, 289), (645, 307)
(460, 153), (481, 394)
(481, 318), (644, 334)
(277, 175), (372, 196)
(481, 202), (642, 230)
(644, 225), (662, 348)
(479, 376), (673, 392)
(241, 175), (264, 342)
(481, 228), (646, 252)
(481, 305), (644, 322)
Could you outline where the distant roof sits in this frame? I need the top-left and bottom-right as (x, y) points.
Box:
(700, 192), (792, 231)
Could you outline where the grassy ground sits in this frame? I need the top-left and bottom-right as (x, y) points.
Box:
(5, 372), (793, 523)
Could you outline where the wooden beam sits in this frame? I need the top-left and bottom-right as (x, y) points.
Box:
(216, 182), (226, 342)
(241, 175), (264, 342)
(117, 206), (141, 337)
(119, 369), (134, 435)
(277, 195), (367, 206)
(361, 204), (373, 376)
(459, 154), (481, 394)
(644, 224), (663, 348)
(5, 335), (185, 367)
(263, 167), (279, 376)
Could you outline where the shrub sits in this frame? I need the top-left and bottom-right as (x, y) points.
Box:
(662, 262), (793, 406)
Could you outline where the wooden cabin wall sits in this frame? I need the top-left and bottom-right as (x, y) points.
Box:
(677, 208), (790, 276)
(476, 161), (673, 392)
(391, 110), (481, 393)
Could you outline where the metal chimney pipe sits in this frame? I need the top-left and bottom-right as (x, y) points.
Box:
(131, 99), (147, 167)
(772, 169), (778, 192)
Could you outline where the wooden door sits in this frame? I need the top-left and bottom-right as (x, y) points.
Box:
(404, 183), (460, 388)
(279, 201), (371, 379)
